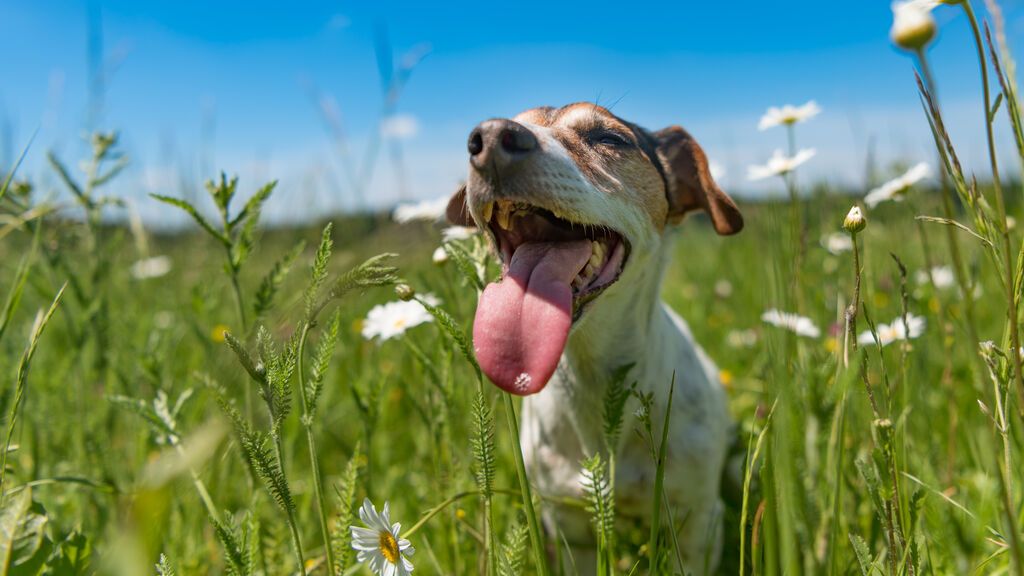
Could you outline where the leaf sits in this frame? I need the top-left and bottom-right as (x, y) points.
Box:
(443, 241), (485, 291)
(150, 194), (230, 247)
(224, 331), (265, 384)
(304, 224), (334, 319)
(416, 297), (480, 379)
(306, 310), (342, 415)
(89, 155), (129, 188)
(497, 520), (529, 576)
(471, 391), (496, 499)
(107, 395), (177, 440)
(0, 489), (51, 574)
(155, 553), (176, 576)
(602, 363), (635, 448)
(229, 180), (276, 230)
(253, 240), (306, 319)
(0, 128), (37, 205)
(46, 152), (86, 205)
(0, 232), (39, 345)
(849, 533), (875, 576)
(915, 215), (995, 248)
(332, 443), (363, 574)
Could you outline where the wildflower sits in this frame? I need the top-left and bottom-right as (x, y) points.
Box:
(350, 499), (415, 576)
(757, 101), (821, 131)
(890, 0), (938, 51)
(761, 309), (820, 338)
(393, 197), (448, 223)
(441, 226), (476, 242)
(432, 246), (448, 265)
(361, 296), (439, 342)
(915, 266), (955, 289)
(714, 279), (733, 299)
(857, 313), (926, 346)
(747, 149), (816, 181)
(719, 369), (734, 387)
(726, 329), (758, 348)
(864, 162), (930, 208)
(843, 206), (866, 234)
(130, 255), (172, 280)
(822, 233), (853, 255)
(210, 324), (229, 343)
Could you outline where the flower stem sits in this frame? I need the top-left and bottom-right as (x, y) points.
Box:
(295, 320), (337, 575)
(502, 394), (550, 576)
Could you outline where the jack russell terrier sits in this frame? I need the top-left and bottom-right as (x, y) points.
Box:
(446, 102), (742, 575)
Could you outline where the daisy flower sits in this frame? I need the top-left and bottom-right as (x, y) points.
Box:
(441, 226), (477, 242)
(747, 149), (817, 181)
(350, 499), (415, 576)
(757, 101), (821, 131)
(864, 162), (930, 208)
(761, 309), (820, 338)
(130, 255), (172, 280)
(822, 233), (853, 255)
(915, 266), (955, 289)
(393, 197), (448, 224)
(858, 313), (926, 347)
(362, 297), (439, 341)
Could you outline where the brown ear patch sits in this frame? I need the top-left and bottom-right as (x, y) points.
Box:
(446, 184), (475, 227)
(655, 126), (743, 235)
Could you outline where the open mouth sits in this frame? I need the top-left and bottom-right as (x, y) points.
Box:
(471, 198), (631, 396)
(483, 199), (630, 319)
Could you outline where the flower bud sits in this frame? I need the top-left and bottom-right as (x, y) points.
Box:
(844, 206), (866, 234)
(432, 246), (448, 265)
(394, 284), (416, 301)
(890, 1), (936, 52)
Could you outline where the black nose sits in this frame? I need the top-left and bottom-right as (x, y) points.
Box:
(467, 119), (537, 172)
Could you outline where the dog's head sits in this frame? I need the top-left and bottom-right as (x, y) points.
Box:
(447, 102), (742, 395)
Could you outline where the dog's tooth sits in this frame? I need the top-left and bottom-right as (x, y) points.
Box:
(481, 202), (494, 223)
(497, 209), (510, 230)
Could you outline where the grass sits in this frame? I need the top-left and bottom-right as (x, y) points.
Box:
(1, 2), (1024, 574)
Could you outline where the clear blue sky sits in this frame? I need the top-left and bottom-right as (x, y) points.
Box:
(2, 0), (1023, 222)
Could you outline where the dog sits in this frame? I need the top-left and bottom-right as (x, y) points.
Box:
(446, 102), (742, 575)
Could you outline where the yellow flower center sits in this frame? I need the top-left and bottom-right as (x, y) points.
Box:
(378, 531), (400, 564)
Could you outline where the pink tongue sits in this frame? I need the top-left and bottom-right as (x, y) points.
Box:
(473, 241), (592, 395)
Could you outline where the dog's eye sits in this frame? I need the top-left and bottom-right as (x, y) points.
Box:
(590, 131), (630, 148)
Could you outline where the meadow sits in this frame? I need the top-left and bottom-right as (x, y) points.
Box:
(2, 1), (1024, 575)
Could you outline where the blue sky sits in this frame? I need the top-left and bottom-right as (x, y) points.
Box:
(2, 0), (1023, 222)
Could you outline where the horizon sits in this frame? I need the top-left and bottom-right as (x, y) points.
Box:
(3, 0), (1024, 225)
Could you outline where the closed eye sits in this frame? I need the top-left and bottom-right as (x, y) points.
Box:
(589, 130), (632, 148)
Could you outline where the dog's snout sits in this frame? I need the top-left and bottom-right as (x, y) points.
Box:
(468, 119), (537, 172)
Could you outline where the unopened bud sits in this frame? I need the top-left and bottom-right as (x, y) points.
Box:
(395, 284), (416, 301)
(432, 246), (448, 265)
(890, 1), (936, 52)
(844, 206), (866, 234)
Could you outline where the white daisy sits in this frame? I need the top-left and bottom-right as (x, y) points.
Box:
(747, 149), (817, 181)
(130, 255), (172, 280)
(761, 309), (820, 338)
(822, 233), (853, 255)
(757, 101), (822, 131)
(393, 197), (448, 224)
(864, 162), (930, 208)
(858, 313), (926, 347)
(441, 226), (477, 242)
(915, 266), (955, 289)
(362, 297), (438, 341)
(350, 498), (415, 576)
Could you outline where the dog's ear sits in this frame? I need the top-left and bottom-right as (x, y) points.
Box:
(654, 126), (743, 235)
(446, 184), (475, 227)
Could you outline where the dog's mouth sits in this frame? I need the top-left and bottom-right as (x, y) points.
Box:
(472, 198), (631, 396)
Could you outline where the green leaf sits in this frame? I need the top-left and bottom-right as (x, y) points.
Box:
(332, 443), (363, 574)
(602, 363), (635, 448)
(0, 231), (39, 345)
(230, 180), (276, 229)
(416, 296), (480, 380)
(46, 152), (86, 206)
(849, 533), (875, 576)
(224, 331), (265, 384)
(89, 155), (129, 188)
(443, 241), (485, 291)
(155, 553), (176, 576)
(304, 224), (334, 319)
(306, 310), (341, 415)
(471, 391), (496, 499)
(0, 129), (37, 205)
(254, 240), (306, 319)
(0, 489), (51, 575)
(497, 520), (529, 576)
(150, 194), (230, 247)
